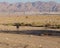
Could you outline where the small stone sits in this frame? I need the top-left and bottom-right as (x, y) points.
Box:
(39, 45), (43, 48)
(6, 38), (9, 40)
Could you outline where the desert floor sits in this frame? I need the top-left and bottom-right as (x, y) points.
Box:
(0, 14), (60, 48)
(0, 33), (60, 48)
(0, 26), (60, 48)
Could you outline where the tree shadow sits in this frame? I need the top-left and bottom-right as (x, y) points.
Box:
(0, 30), (60, 36)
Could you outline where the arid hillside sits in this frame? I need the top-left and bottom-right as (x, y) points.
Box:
(0, 1), (60, 12)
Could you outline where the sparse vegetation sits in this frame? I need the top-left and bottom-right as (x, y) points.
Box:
(0, 14), (60, 29)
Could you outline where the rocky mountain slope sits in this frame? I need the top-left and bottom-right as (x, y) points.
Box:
(0, 1), (60, 12)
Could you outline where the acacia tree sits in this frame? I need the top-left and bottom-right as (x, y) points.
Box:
(13, 23), (21, 30)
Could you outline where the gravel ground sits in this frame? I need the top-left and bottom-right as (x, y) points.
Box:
(0, 33), (60, 48)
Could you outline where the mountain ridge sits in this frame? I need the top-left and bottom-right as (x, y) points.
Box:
(0, 1), (60, 12)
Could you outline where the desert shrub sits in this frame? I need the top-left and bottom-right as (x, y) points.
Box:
(12, 23), (21, 29)
(44, 24), (60, 29)
(31, 22), (37, 27)
(49, 25), (60, 29)
(8, 23), (14, 26)
(2, 24), (8, 26)
(25, 16), (28, 19)
(44, 23), (51, 27)
(20, 22), (25, 26)
(25, 23), (32, 26)
(31, 22), (44, 27)
(56, 25), (60, 29)
(13, 23), (21, 26)
(2, 23), (13, 26)
(12, 22), (32, 26)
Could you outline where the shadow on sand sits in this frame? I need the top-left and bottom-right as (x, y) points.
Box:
(0, 30), (60, 36)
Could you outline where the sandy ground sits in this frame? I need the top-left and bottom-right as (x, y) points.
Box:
(0, 26), (60, 48)
(0, 33), (60, 48)
(0, 25), (60, 31)
(0, 14), (60, 48)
